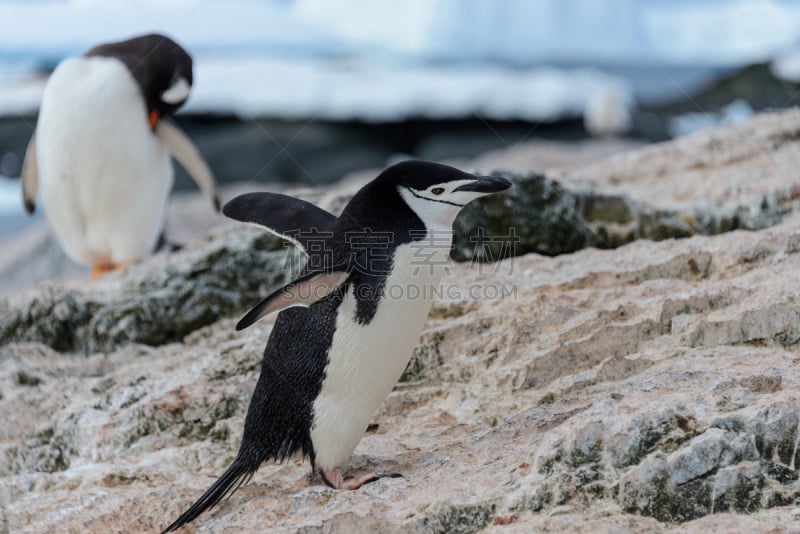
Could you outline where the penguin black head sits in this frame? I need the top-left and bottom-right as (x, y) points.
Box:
(220, 159), (510, 329)
(357, 160), (511, 229)
(86, 33), (193, 130)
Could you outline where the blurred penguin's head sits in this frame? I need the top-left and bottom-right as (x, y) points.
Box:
(86, 33), (193, 130)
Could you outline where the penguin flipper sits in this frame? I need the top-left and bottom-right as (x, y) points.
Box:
(156, 119), (221, 212)
(160, 457), (259, 533)
(236, 266), (350, 331)
(223, 192), (338, 256)
(20, 135), (38, 214)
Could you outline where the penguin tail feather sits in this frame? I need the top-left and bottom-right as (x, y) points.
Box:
(160, 459), (259, 533)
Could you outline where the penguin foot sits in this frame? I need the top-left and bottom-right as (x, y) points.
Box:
(155, 232), (183, 253)
(90, 264), (115, 279)
(321, 468), (403, 490)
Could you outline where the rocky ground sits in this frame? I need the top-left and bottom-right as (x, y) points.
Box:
(4, 111), (800, 533)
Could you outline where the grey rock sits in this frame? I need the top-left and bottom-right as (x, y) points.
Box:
(606, 411), (688, 469)
(666, 429), (758, 485)
(744, 401), (800, 468)
(452, 173), (596, 262)
(7, 111), (800, 532)
(619, 431), (764, 522)
(421, 502), (497, 534)
(452, 169), (790, 263)
(299, 171), (609, 262)
(0, 225), (302, 354)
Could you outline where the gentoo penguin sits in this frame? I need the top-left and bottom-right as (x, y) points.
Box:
(20, 33), (219, 277)
(161, 160), (511, 532)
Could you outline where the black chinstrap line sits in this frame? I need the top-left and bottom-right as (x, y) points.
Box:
(405, 187), (465, 207)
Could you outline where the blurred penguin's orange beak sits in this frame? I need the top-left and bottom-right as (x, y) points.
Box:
(149, 110), (160, 130)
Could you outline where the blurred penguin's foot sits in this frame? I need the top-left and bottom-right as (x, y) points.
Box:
(91, 264), (114, 279)
(321, 468), (403, 490)
(155, 232), (183, 253)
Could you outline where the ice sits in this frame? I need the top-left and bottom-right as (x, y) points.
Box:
(187, 57), (632, 122)
(295, 0), (800, 65)
(0, 0), (799, 122)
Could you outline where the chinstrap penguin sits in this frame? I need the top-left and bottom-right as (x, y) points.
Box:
(161, 160), (511, 532)
(21, 33), (219, 277)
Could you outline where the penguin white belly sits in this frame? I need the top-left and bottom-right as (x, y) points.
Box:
(36, 56), (172, 267)
(310, 235), (452, 469)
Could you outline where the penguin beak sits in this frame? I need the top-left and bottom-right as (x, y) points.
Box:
(148, 110), (160, 131)
(453, 176), (512, 193)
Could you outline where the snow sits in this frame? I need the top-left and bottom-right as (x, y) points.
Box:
(643, 0), (800, 66)
(187, 58), (632, 122)
(772, 51), (800, 82)
(296, 0), (800, 66)
(0, 0), (332, 55)
(667, 99), (754, 138)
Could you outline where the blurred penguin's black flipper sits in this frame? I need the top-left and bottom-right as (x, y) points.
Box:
(222, 192), (338, 256)
(21, 135), (38, 214)
(161, 457), (259, 533)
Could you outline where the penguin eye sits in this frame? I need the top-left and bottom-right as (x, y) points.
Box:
(431, 187), (445, 195)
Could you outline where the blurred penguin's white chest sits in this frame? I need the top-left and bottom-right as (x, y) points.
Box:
(310, 231), (452, 469)
(36, 56), (172, 266)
